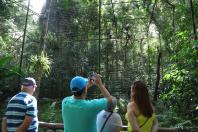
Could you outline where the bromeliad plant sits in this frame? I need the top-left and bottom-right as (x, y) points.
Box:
(28, 51), (52, 98)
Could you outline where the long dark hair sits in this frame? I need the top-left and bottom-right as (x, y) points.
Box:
(132, 80), (154, 117)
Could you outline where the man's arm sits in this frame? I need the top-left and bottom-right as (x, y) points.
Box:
(94, 73), (112, 102)
(1, 117), (7, 132)
(16, 115), (33, 132)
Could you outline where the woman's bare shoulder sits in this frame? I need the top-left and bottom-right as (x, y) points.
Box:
(127, 102), (139, 114)
(127, 101), (136, 108)
(130, 102), (140, 115)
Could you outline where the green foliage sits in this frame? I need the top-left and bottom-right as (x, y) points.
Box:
(0, 100), (7, 117)
(38, 100), (63, 132)
(0, 0), (198, 129)
(160, 34), (198, 128)
(0, 56), (12, 67)
(28, 51), (53, 97)
(59, 0), (77, 9)
(0, 55), (20, 82)
(60, 0), (97, 10)
(39, 101), (62, 123)
(196, 106), (198, 110)
(29, 51), (52, 77)
(156, 99), (198, 129)
(0, 55), (21, 94)
(117, 98), (128, 125)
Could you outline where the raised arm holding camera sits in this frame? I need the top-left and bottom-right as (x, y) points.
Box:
(61, 72), (113, 132)
(93, 73), (112, 101)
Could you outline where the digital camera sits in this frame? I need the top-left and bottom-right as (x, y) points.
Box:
(88, 71), (95, 80)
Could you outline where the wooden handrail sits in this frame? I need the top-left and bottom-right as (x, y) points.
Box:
(1, 119), (198, 132)
(39, 121), (63, 130)
(39, 122), (198, 132)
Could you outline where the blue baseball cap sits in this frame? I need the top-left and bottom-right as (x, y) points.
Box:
(70, 76), (88, 92)
(22, 77), (36, 86)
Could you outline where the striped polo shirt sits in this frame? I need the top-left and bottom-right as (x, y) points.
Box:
(5, 92), (38, 132)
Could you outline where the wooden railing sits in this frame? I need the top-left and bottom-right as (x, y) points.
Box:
(39, 122), (198, 132)
(1, 119), (197, 132)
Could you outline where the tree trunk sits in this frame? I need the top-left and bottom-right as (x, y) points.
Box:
(189, 0), (197, 40)
(98, 0), (101, 73)
(40, 0), (52, 52)
(153, 48), (161, 103)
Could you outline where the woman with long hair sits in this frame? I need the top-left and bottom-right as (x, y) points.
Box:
(126, 80), (158, 132)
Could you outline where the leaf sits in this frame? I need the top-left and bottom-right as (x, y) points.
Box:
(163, 73), (171, 80)
(0, 56), (12, 67)
(192, 40), (198, 46)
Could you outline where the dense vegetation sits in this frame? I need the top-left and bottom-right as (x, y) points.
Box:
(0, 0), (198, 129)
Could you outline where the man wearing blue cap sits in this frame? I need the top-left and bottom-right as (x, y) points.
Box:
(62, 73), (113, 132)
(1, 77), (38, 132)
